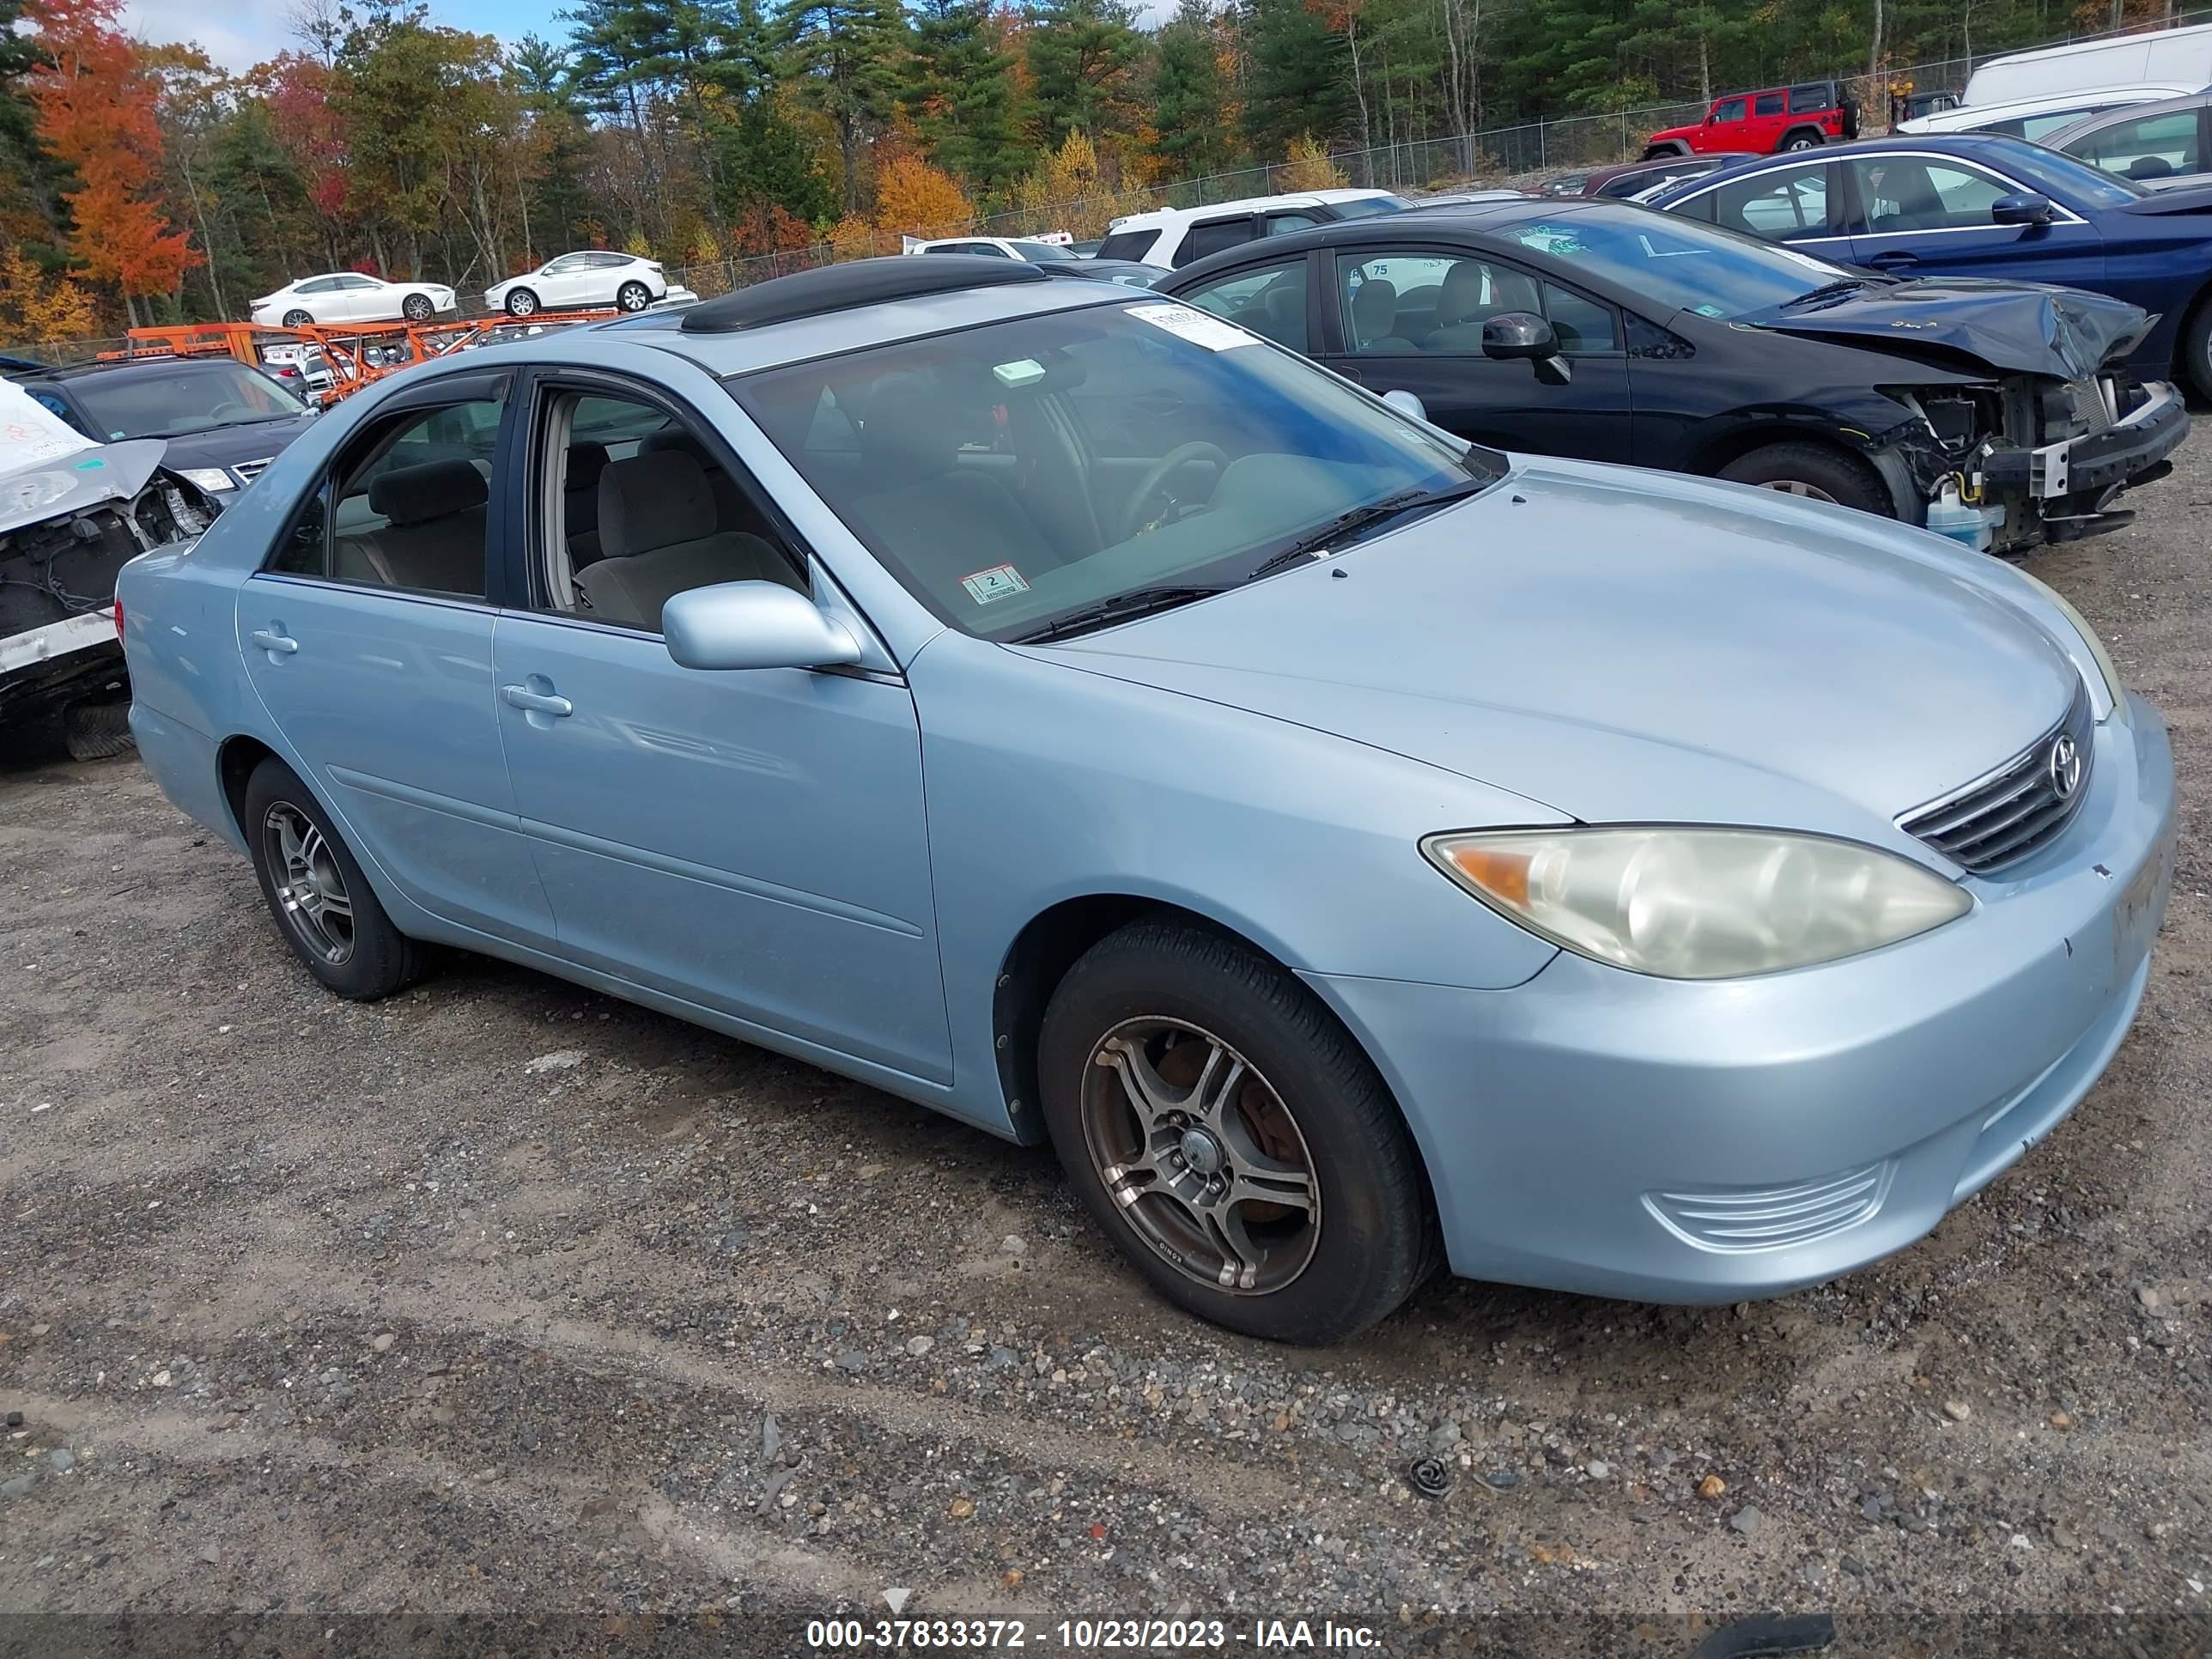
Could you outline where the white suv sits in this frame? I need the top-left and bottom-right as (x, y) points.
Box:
(1096, 190), (1407, 269)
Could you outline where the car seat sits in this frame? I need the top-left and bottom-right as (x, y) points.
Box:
(575, 450), (798, 632)
(1422, 262), (1541, 351)
(336, 459), (487, 593)
(1350, 276), (1417, 352)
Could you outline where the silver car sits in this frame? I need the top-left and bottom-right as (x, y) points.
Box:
(118, 257), (2176, 1343)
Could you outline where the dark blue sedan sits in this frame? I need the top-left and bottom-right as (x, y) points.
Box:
(1648, 134), (2212, 398)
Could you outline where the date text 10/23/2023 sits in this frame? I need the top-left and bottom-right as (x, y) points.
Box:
(805, 1617), (1383, 1650)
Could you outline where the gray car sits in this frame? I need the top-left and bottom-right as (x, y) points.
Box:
(2044, 91), (2212, 190)
(117, 256), (2176, 1343)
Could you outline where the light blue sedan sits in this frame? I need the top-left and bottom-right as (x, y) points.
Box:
(116, 256), (2176, 1344)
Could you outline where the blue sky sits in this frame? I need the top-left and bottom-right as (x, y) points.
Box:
(126, 0), (584, 73)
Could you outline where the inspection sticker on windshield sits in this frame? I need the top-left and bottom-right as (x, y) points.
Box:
(1126, 302), (1255, 351)
(961, 563), (1030, 605)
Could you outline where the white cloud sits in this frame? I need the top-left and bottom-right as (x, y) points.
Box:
(123, 0), (301, 71)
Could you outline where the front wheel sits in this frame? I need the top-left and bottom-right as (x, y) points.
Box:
(242, 757), (428, 1000)
(1037, 918), (1435, 1344)
(505, 288), (538, 317)
(401, 293), (434, 321)
(1717, 442), (1891, 516)
(2180, 301), (2212, 402)
(617, 281), (653, 313)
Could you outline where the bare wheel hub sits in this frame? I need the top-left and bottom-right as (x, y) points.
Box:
(1080, 1017), (1319, 1295)
(264, 802), (356, 966)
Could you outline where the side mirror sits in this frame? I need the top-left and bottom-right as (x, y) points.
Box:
(663, 580), (862, 672)
(1381, 388), (1428, 422)
(1481, 311), (1573, 384)
(1991, 192), (2056, 226)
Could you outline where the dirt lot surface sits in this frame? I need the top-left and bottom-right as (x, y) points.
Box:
(3, 441), (2211, 1659)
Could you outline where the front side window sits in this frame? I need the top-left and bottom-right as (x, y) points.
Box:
(529, 389), (804, 634)
(286, 392), (504, 597)
(2066, 107), (2204, 182)
(1850, 158), (2009, 233)
(1013, 241), (1079, 262)
(1329, 195), (1408, 219)
(1711, 98), (1747, 124)
(1180, 217), (1258, 264)
(1498, 208), (1851, 319)
(1705, 166), (1832, 239)
(1177, 257), (1309, 351)
(1266, 211), (1322, 235)
(732, 299), (1493, 641)
(1334, 253), (1615, 355)
(68, 362), (305, 441)
(338, 275), (380, 290)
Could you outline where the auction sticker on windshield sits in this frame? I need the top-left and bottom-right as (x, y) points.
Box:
(1125, 303), (1255, 351)
(961, 563), (1030, 605)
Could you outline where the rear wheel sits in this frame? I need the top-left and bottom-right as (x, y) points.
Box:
(1780, 130), (1824, 152)
(401, 293), (434, 321)
(1717, 442), (1891, 517)
(617, 281), (653, 313)
(282, 308), (312, 328)
(1037, 917), (1435, 1344)
(505, 288), (539, 317)
(242, 757), (428, 1000)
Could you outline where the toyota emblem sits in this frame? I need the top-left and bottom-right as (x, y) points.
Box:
(2047, 733), (2083, 800)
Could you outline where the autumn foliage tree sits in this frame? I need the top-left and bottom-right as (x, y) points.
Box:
(26, 0), (200, 323)
(873, 153), (972, 237)
(0, 243), (96, 340)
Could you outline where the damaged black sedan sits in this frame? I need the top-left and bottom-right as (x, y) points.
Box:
(1158, 197), (2185, 554)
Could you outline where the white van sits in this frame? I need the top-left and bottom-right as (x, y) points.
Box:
(1097, 190), (1407, 270)
(1962, 21), (2212, 106)
(1897, 82), (2198, 138)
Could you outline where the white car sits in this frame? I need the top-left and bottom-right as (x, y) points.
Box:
(1095, 189), (1407, 270)
(485, 252), (671, 317)
(1894, 82), (2199, 141)
(904, 235), (1084, 264)
(250, 273), (458, 328)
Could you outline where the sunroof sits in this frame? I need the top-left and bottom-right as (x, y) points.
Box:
(678, 256), (1050, 334)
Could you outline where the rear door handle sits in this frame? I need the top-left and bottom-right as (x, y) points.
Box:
(250, 628), (298, 655)
(500, 683), (573, 717)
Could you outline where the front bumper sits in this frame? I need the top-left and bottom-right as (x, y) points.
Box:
(1306, 692), (2175, 1303)
(1985, 379), (2189, 501)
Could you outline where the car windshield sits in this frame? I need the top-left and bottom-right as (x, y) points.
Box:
(1331, 195), (1409, 218)
(68, 360), (306, 440)
(732, 298), (1493, 641)
(1013, 242), (1080, 262)
(1501, 207), (1853, 318)
(1977, 135), (2147, 205)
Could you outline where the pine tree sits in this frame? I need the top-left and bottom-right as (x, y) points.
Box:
(900, 0), (1030, 196)
(1149, 0), (1232, 179)
(773, 0), (906, 214)
(1024, 0), (1143, 154)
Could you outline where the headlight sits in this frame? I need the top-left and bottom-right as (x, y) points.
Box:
(1421, 826), (1972, 979)
(173, 466), (236, 492)
(2011, 566), (2122, 713)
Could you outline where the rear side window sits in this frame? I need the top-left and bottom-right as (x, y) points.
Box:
(2066, 107), (2204, 182)
(1789, 85), (1833, 113)
(1705, 167), (1832, 240)
(1097, 228), (1161, 262)
(1179, 216), (1259, 264)
(1753, 92), (1784, 117)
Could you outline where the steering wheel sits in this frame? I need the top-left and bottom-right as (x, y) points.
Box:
(207, 401), (256, 422)
(1118, 441), (1228, 540)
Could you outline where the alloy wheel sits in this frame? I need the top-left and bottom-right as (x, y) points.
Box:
(1079, 1017), (1320, 1295)
(1759, 478), (1838, 503)
(263, 802), (355, 966)
(403, 295), (433, 320)
(617, 282), (651, 312)
(507, 290), (537, 317)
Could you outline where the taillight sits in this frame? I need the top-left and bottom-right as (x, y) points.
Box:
(112, 597), (125, 642)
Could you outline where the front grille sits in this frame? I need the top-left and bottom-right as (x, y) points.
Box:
(2067, 378), (2115, 434)
(1645, 1162), (1891, 1252)
(231, 457), (274, 484)
(1899, 682), (2094, 872)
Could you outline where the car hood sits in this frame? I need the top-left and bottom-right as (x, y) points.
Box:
(0, 438), (167, 534)
(151, 416), (315, 472)
(1735, 276), (2152, 379)
(1025, 459), (2081, 835)
(2116, 181), (2212, 216)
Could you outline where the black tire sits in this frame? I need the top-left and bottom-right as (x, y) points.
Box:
(63, 699), (134, 761)
(1717, 441), (1892, 517)
(617, 281), (652, 313)
(401, 293), (434, 321)
(1036, 917), (1436, 1344)
(1779, 129), (1824, 152)
(2180, 299), (2212, 403)
(505, 288), (539, 317)
(282, 309), (312, 327)
(241, 757), (428, 1000)
(1643, 143), (1686, 161)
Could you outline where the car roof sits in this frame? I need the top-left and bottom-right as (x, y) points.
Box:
(1109, 188), (1396, 229)
(565, 254), (1135, 377)
(1909, 82), (2198, 126)
(23, 355), (252, 384)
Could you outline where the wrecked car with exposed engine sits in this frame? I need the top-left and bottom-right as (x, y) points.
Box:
(1156, 196), (2185, 555)
(2, 377), (214, 757)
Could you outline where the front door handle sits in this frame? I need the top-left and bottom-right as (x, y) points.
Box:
(250, 627), (298, 656)
(1865, 249), (1918, 269)
(500, 682), (573, 718)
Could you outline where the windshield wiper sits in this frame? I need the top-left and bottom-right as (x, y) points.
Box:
(1011, 585), (1227, 643)
(1779, 277), (1875, 310)
(1245, 480), (1486, 581)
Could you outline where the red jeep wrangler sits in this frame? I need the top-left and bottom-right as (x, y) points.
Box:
(1644, 82), (1858, 159)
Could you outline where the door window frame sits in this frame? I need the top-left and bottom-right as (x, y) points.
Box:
(507, 365), (821, 643)
(1174, 213), (1261, 266)
(251, 368), (517, 611)
(1171, 250), (1320, 354)
(1838, 149), (2089, 236)
(1319, 245), (1626, 359)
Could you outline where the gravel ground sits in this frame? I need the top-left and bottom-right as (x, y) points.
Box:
(3, 438), (2210, 1658)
